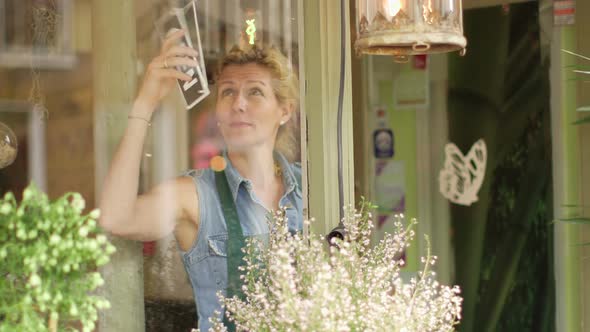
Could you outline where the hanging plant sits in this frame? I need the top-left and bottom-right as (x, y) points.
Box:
(0, 184), (115, 332)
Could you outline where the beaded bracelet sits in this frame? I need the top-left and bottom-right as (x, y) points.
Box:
(127, 115), (152, 126)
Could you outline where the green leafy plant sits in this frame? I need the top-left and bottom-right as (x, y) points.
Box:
(206, 200), (463, 332)
(557, 50), (590, 235)
(563, 49), (590, 125)
(554, 204), (590, 247)
(0, 183), (116, 332)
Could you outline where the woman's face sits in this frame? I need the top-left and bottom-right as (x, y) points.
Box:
(216, 63), (291, 151)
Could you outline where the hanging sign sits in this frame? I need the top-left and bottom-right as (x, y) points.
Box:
(439, 139), (487, 206)
(554, 0), (575, 26)
(375, 160), (406, 227)
(393, 65), (429, 109)
(373, 128), (394, 159)
(413, 55), (427, 70)
(373, 107), (394, 158)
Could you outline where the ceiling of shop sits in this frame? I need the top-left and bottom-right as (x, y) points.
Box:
(464, 0), (536, 10)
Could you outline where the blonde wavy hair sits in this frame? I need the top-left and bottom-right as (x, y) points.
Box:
(216, 45), (300, 162)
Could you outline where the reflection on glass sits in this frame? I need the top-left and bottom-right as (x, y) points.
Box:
(0, 0), (302, 331)
(99, 1), (303, 331)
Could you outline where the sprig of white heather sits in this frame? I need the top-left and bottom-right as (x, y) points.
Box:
(204, 200), (462, 332)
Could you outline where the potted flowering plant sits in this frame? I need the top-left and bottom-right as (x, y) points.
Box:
(0, 184), (115, 332)
(206, 200), (463, 332)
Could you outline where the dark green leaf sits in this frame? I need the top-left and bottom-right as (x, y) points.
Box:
(573, 115), (590, 125)
(562, 49), (590, 61)
(557, 217), (590, 224)
(566, 78), (590, 82)
(564, 65), (590, 70)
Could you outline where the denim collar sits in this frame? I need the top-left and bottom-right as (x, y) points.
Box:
(222, 150), (297, 202)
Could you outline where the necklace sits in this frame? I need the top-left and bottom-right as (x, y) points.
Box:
(274, 163), (282, 177)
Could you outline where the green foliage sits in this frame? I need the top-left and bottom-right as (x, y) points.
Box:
(558, 50), (590, 232)
(573, 115), (590, 125)
(562, 50), (590, 126)
(0, 183), (116, 332)
(480, 135), (553, 332)
(448, 3), (555, 331)
(557, 217), (590, 224)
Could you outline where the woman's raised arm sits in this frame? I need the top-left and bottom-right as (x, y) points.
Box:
(98, 29), (200, 240)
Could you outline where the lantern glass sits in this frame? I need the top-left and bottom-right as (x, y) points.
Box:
(356, 0), (466, 57)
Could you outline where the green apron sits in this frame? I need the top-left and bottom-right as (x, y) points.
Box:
(215, 170), (246, 331)
(215, 167), (301, 331)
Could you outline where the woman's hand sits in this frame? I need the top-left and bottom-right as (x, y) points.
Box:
(136, 29), (200, 112)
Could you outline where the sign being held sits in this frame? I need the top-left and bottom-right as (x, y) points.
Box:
(156, 1), (210, 110)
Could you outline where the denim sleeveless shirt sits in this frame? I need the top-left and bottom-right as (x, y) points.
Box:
(180, 152), (303, 331)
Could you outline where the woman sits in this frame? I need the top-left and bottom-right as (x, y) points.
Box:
(98, 29), (303, 331)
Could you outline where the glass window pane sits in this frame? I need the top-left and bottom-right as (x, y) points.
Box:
(0, 1), (303, 330)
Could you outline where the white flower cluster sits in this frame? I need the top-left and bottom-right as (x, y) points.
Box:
(207, 200), (462, 332)
(0, 184), (115, 332)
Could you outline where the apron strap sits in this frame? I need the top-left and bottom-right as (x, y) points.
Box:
(215, 170), (246, 331)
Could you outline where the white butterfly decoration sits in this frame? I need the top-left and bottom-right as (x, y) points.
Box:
(439, 139), (487, 206)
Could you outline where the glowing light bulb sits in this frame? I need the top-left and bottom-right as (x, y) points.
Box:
(246, 19), (256, 45)
(387, 0), (402, 18)
(210, 155), (227, 172)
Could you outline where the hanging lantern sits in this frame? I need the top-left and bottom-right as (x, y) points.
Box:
(355, 0), (467, 61)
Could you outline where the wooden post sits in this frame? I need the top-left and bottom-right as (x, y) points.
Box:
(576, 0), (590, 327)
(550, 22), (583, 332)
(92, 1), (145, 331)
(301, 0), (355, 235)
